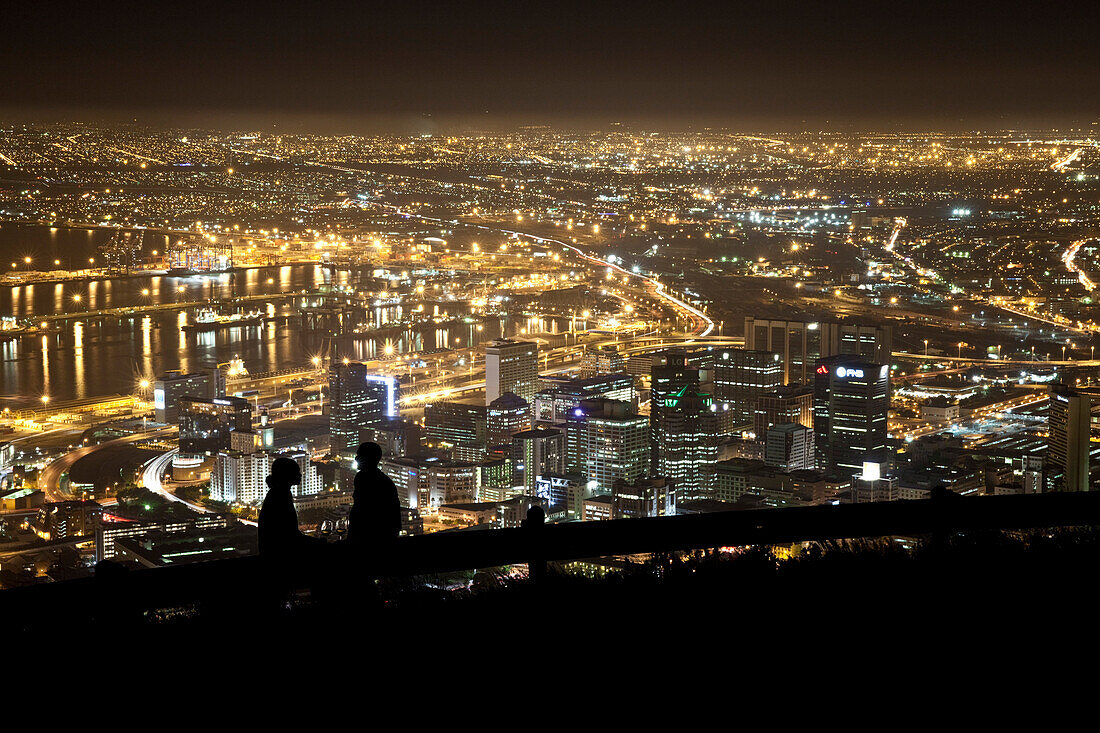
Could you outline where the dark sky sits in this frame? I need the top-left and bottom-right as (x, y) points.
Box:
(3, 0), (1098, 131)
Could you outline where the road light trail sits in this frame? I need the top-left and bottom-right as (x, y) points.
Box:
(1062, 239), (1096, 292)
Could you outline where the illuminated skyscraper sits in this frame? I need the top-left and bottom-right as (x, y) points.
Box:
(754, 383), (814, 440)
(1046, 386), (1091, 492)
(328, 362), (399, 453)
(652, 386), (727, 501)
(178, 396), (252, 456)
(650, 351), (706, 472)
(487, 392), (531, 444)
(511, 428), (565, 492)
(764, 423), (814, 472)
(485, 338), (539, 405)
(153, 369), (220, 424)
(563, 398), (649, 495)
(744, 317), (892, 385)
(817, 360), (891, 476)
(712, 348), (783, 426)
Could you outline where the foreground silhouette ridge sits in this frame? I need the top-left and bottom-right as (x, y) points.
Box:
(349, 441), (401, 547)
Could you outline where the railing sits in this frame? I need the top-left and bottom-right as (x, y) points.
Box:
(4, 491), (1100, 627)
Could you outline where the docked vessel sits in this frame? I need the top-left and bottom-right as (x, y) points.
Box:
(181, 308), (266, 332)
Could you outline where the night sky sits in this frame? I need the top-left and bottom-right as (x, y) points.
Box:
(3, 0), (1098, 131)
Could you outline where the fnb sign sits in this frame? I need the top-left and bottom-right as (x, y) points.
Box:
(835, 366), (865, 379)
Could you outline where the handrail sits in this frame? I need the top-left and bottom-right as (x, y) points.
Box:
(3, 492), (1100, 624)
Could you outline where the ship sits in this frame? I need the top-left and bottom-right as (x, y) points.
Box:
(181, 308), (267, 332)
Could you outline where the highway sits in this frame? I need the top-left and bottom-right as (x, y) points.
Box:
(37, 428), (176, 502)
(290, 154), (717, 339)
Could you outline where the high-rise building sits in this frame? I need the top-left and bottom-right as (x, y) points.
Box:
(534, 373), (636, 424)
(485, 338), (539, 405)
(178, 396), (252, 456)
(650, 351), (707, 472)
(328, 362), (399, 453)
(154, 369), (220, 424)
(359, 418), (422, 458)
(612, 477), (676, 519)
(211, 449), (324, 504)
(581, 346), (625, 377)
(563, 398), (649, 495)
(487, 392), (531, 444)
(1046, 386), (1092, 492)
(380, 456), (481, 512)
(712, 348), (784, 426)
(817, 360), (891, 476)
(754, 383), (814, 440)
(424, 399), (487, 457)
(511, 428), (565, 491)
(813, 354), (847, 470)
(744, 317), (893, 384)
(652, 386), (728, 501)
(765, 423), (814, 471)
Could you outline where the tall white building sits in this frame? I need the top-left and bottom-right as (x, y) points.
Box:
(485, 338), (539, 405)
(211, 449), (323, 504)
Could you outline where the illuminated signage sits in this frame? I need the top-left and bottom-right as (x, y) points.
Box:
(835, 366), (865, 379)
(154, 388), (166, 410)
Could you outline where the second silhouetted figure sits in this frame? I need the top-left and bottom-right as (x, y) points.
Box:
(348, 441), (401, 546)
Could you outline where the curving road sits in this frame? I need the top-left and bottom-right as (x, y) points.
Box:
(38, 428), (176, 502)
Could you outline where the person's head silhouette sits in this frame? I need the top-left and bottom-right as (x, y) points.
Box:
(268, 456), (302, 489)
(356, 441), (382, 469)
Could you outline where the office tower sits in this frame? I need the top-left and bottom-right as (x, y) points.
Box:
(153, 369), (219, 424)
(487, 392), (531, 444)
(764, 423), (814, 471)
(1046, 386), (1091, 492)
(612, 477), (675, 519)
(380, 456), (480, 512)
(744, 317), (893, 384)
(511, 428), (565, 491)
(359, 418), (423, 458)
(328, 362), (399, 453)
(817, 360), (891, 476)
(813, 354), (846, 469)
(712, 348), (784, 426)
(581, 346), (625, 377)
(485, 338), (539, 404)
(754, 383), (814, 439)
(533, 373), (636, 424)
(178, 396), (252, 455)
(563, 398), (649, 495)
(477, 458), (514, 503)
(652, 386), (728, 501)
(424, 400), (486, 443)
(650, 351), (706, 472)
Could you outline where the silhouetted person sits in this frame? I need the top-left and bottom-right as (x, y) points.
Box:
(259, 456), (309, 558)
(349, 442), (401, 547)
